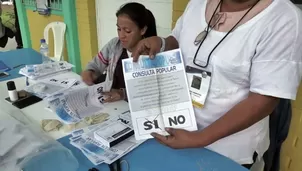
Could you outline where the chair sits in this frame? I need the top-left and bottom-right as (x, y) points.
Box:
(263, 99), (292, 171)
(43, 22), (66, 61)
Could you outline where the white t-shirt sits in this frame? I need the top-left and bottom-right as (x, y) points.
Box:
(172, 0), (302, 164)
(127, 50), (132, 58)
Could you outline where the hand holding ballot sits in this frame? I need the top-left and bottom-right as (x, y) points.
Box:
(131, 36), (163, 61)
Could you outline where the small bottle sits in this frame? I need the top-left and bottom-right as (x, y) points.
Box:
(7, 81), (18, 102)
(40, 39), (51, 63)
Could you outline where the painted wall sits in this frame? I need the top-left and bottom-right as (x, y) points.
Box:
(15, 0), (82, 73)
(172, 0), (302, 170)
(26, 10), (68, 60)
(96, 0), (173, 50)
(76, 0), (98, 69)
(172, 0), (189, 28)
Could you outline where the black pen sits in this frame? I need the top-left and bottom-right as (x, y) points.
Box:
(13, 64), (25, 69)
(122, 110), (130, 114)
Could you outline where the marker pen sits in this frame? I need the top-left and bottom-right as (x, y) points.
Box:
(7, 81), (18, 102)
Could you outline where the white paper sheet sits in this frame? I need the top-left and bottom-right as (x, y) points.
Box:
(122, 49), (197, 140)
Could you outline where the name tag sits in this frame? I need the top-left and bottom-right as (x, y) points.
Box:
(186, 65), (211, 108)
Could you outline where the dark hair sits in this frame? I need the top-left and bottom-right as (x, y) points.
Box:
(116, 2), (157, 38)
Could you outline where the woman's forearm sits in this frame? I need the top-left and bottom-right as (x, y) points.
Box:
(196, 92), (279, 147)
(164, 36), (179, 51)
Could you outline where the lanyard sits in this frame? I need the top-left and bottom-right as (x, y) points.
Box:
(193, 0), (260, 68)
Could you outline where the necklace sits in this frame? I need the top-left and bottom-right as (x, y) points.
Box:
(193, 0), (260, 68)
(194, 1), (224, 45)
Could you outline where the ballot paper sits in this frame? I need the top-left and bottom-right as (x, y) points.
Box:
(70, 136), (111, 164)
(70, 112), (145, 165)
(70, 111), (131, 138)
(19, 61), (74, 80)
(122, 49), (197, 140)
(45, 78), (78, 88)
(24, 78), (79, 99)
(81, 148), (104, 166)
(47, 83), (108, 124)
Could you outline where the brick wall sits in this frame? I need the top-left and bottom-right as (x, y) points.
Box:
(76, 0), (98, 70)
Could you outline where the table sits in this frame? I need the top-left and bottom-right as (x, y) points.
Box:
(0, 49), (129, 139)
(0, 49), (248, 171)
(0, 48), (42, 82)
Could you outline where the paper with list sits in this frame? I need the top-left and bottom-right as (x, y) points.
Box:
(47, 83), (107, 124)
(122, 49), (197, 140)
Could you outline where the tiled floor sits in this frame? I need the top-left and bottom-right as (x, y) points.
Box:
(0, 38), (17, 51)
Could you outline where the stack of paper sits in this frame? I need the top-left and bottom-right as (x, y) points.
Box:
(47, 83), (110, 124)
(19, 61), (74, 80)
(69, 111), (145, 165)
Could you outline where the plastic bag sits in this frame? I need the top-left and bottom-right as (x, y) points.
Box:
(18, 142), (79, 171)
(0, 101), (79, 171)
(24, 82), (65, 99)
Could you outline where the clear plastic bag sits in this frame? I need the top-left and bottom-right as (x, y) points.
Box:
(18, 142), (79, 171)
(0, 101), (79, 171)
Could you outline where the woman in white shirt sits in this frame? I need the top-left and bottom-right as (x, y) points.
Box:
(132, 0), (302, 168)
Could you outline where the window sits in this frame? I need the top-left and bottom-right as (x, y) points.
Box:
(22, 0), (62, 11)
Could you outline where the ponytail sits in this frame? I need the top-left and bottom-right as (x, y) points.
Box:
(144, 9), (157, 38)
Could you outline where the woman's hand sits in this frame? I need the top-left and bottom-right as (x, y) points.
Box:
(81, 70), (95, 85)
(151, 128), (205, 149)
(132, 36), (162, 62)
(132, 36), (179, 62)
(103, 89), (125, 103)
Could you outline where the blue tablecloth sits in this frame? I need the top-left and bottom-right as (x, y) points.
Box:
(0, 49), (248, 171)
(0, 48), (42, 82)
(58, 135), (247, 171)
